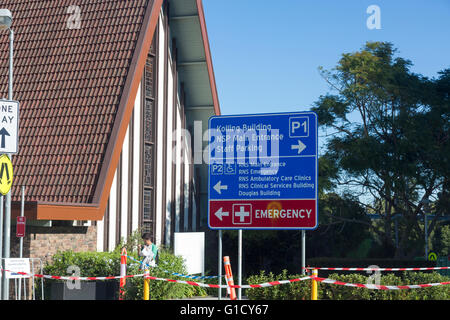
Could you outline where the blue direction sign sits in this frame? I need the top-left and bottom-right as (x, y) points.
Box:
(208, 111), (318, 230)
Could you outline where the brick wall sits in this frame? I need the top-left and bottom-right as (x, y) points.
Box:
(1, 225), (97, 300)
(10, 225), (97, 264)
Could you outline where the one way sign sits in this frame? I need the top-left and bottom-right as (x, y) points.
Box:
(0, 100), (19, 154)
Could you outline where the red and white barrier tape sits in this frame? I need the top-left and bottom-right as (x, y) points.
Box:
(3, 268), (449, 290)
(0, 268), (310, 288)
(311, 276), (450, 290)
(0, 269), (146, 281)
(145, 275), (312, 289)
(239, 276), (312, 289)
(306, 266), (450, 272)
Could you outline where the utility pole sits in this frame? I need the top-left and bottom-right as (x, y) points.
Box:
(2, 18), (13, 300)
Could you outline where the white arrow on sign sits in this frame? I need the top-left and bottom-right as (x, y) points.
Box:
(213, 181), (228, 194)
(291, 140), (306, 154)
(214, 207), (229, 221)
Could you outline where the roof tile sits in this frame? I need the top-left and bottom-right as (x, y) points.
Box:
(0, 0), (149, 203)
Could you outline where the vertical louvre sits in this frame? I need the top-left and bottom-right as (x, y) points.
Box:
(144, 99), (154, 142)
(143, 189), (153, 222)
(145, 58), (154, 98)
(142, 222), (152, 235)
(140, 26), (158, 242)
(144, 144), (154, 187)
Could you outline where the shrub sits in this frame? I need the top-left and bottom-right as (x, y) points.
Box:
(123, 248), (207, 300)
(246, 270), (310, 300)
(44, 250), (121, 278)
(246, 270), (450, 300)
(321, 272), (450, 300)
(42, 250), (121, 300)
(306, 258), (437, 277)
(43, 231), (208, 300)
(118, 230), (208, 300)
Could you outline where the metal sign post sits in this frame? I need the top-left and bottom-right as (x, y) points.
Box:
(0, 195), (3, 299)
(218, 230), (222, 300)
(0, 153), (14, 301)
(238, 229), (242, 300)
(301, 230), (306, 275)
(2, 26), (15, 301)
(18, 186), (24, 300)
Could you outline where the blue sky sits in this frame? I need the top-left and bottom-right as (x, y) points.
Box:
(203, 0), (450, 116)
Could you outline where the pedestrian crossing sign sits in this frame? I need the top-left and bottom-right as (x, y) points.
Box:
(0, 154), (13, 195)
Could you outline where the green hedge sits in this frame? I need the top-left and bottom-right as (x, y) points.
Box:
(307, 257), (436, 268)
(123, 249), (207, 300)
(246, 270), (311, 300)
(41, 250), (121, 300)
(306, 258), (437, 277)
(42, 248), (208, 300)
(246, 270), (450, 300)
(44, 250), (121, 278)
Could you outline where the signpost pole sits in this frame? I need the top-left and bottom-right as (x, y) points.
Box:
(19, 186), (24, 258)
(301, 230), (306, 275)
(238, 229), (242, 300)
(2, 28), (14, 301)
(218, 230), (222, 300)
(0, 195), (3, 299)
(18, 186), (24, 300)
(3, 188), (10, 300)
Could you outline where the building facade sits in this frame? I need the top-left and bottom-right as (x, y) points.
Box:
(0, 0), (220, 260)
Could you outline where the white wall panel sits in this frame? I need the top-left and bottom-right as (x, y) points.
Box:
(165, 57), (174, 246)
(108, 172), (117, 251)
(184, 141), (190, 231)
(120, 127), (130, 242)
(132, 84), (142, 232)
(155, 15), (165, 246)
(175, 101), (182, 233)
(96, 216), (104, 252)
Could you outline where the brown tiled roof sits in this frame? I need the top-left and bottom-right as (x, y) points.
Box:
(0, 0), (150, 203)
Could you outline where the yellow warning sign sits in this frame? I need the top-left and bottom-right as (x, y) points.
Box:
(428, 252), (437, 261)
(0, 154), (13, 195)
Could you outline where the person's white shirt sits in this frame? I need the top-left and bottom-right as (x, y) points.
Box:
(139, 245), (156, 268)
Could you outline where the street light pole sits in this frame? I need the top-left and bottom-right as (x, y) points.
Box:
(2, 27), (13, 301)
(0, 196), (3, 299)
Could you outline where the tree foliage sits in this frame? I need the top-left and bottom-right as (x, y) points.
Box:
(313, 42), (450, 258)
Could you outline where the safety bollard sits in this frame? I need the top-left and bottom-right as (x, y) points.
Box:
(144, 269), (150, 300)
(119, 248), (127, 300)
(311, 269), (318, 300)
(223, 256), (237, 300)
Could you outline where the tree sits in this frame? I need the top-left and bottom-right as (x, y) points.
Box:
(312, 42), (450, 258)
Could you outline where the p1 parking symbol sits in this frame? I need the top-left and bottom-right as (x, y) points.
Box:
(289, 117), (309, 138)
